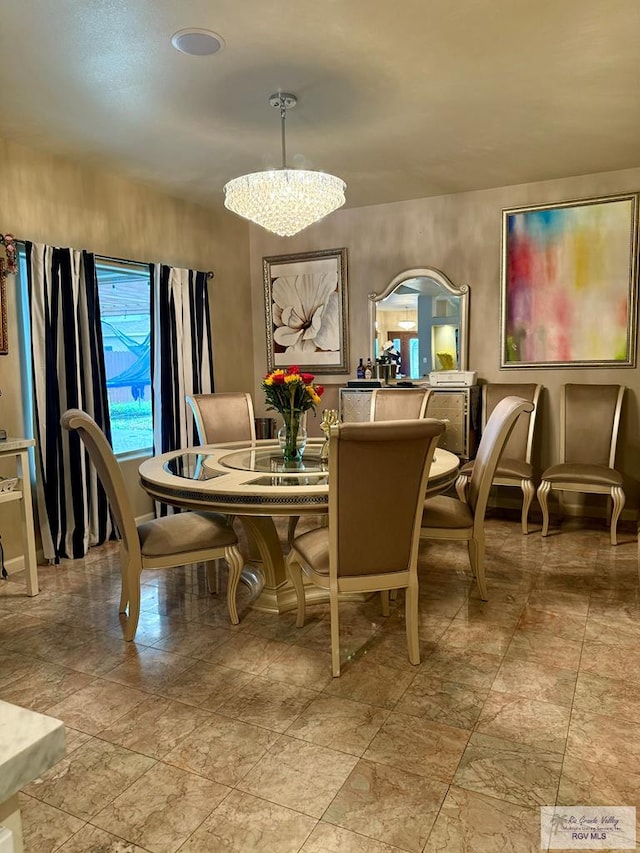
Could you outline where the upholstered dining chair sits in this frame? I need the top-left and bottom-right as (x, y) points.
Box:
(421, 396), (534, 600)
(61, 409), (244, 641)
(286, 418), (445, 677)
(187, 390), (300, 544)
(537, 384), (626, 545)
(186, 392), (256, 445)
(455, 383), (542, 534)
(369, 388), (432, 421)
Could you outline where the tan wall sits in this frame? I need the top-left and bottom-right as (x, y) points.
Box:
(250, 166), (640, 516)
(0, 137), (252, 562)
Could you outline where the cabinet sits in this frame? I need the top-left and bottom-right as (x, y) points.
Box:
(339, 385), (480, 460)
(426, 387), (480, 460)
(0, 438), (39, 595)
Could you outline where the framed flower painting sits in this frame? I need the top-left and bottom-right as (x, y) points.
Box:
(263, 247), (349, 374)
(0, 260), (8, 355)
(501, 193), (638, 368)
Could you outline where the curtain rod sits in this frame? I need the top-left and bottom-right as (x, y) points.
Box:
(2, 237), (214, 279)
(95, 253), (214, 279)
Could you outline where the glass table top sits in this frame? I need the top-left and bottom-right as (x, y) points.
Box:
(218, 446), (326, 474)
(163, 445), (326, 483)
(164, 452), (224, 481)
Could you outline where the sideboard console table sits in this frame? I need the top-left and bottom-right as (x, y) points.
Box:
(0, 437), (39, 596)
(339, 385), (480, 461)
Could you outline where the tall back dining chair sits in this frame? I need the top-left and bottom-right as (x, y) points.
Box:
(369, 388), (432, 421)
(286, 418), (445, 677)
(537, 384), (626, 545)
(455, 383), (542, 534)
(61, 409), (244, 640)
(187, 390), (300, 542)
(421, 396), (534, 600)
(186, 392), (256, 445)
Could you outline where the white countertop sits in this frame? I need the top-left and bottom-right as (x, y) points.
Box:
(0, 700), (65, 802)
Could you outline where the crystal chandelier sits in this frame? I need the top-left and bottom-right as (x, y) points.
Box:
(398, 309), (416, 331)
(223, 93), (346, 237)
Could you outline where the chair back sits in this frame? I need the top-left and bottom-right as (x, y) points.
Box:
(61, 409), (140, 558)
(483, 383), (541, 463)
(370, 388), (431, 421)
(328, 419), (444, 578)
(186, 392), (256, 445)
(561, 384), (625, 467)
(467, 397), (535, 520)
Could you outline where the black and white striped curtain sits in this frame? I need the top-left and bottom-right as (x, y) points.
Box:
(151, 265), (214, 457)
(26, 242), (112, 561)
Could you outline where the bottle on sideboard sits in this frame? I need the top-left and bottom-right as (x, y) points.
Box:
(356, 358), (365, 379)
(364, 358), (374, 379)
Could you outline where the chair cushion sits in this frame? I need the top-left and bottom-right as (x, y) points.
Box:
(458, 457), (532, 481)
(541, 463), (623, 488)
(138, 511), (237, 557)
(422, 495), (474, 530)
(290, 527), (330, 576)
(495, 457), (534, 480)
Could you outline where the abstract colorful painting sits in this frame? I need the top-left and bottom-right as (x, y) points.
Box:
(501, 194), (638, 367)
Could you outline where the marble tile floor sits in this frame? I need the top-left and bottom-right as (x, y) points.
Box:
(1, 515), (639, 852)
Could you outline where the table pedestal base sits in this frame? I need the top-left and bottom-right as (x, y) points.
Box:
(238, 515), (304, 615)
(238, 515), (369, 616)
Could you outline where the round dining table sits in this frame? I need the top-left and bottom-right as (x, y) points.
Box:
(139, 439), (460, 615)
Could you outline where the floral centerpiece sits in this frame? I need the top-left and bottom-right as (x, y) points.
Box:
(262, 366), (324, 462)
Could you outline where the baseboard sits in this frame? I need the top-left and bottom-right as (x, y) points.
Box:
(3, 555), (26, 576)
(488, 491), (637, 522)
(135, 511), (155, 524)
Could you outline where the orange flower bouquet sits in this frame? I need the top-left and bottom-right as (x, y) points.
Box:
(262, 367), (324, 462)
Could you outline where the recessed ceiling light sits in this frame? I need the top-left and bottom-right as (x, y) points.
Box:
(171, 28), (225, 56)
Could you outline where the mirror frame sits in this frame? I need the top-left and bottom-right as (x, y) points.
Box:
(369, 267), (470, 373)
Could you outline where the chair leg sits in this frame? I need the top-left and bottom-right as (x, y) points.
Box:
(610, 486), (626, 546)
(287, 515), (300, 544)
(286, 552), (307, 628)
(405, 579), (420, 666)
(118, 545), (129, 614)
(468, 535), (488, 600)
(224, 546), (243, 625)
(330, 590), (341, 677)
(455, 473), (469, 503)
(380, 590), (390, 617)
(538, 480), (551, 537)
(119, 576), (129, 615)
(123, 562), (141, 642)
(521, 479), (535, 535)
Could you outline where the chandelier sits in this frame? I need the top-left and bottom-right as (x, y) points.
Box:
(398, 309), (416, 331)
(223, 93), (346, 237)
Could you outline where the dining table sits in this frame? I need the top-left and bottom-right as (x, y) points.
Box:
(139, 438), (460, 616)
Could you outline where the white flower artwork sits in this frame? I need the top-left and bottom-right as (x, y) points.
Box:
(264, 248), (349, 373)
(272, 272), (339, 354)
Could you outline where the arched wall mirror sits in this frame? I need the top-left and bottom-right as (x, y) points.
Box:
(369, 268), (470, 378)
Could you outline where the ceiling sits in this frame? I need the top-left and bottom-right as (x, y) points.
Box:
(1, 0), (639, 216)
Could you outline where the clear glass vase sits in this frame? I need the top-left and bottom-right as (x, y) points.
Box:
(277, 413), (307, 463)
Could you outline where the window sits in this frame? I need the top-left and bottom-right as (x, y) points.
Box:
(409, 337), (420, 378)
(96, 259), (153, 455)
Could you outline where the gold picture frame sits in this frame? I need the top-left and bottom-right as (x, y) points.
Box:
(0, 260), (8, 355)
(501, 193), (638, 368)
(263, 247), (349, 374)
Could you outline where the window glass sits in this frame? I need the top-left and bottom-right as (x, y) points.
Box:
(409, 337), (420, 378)
(96, 260), (152, 455)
